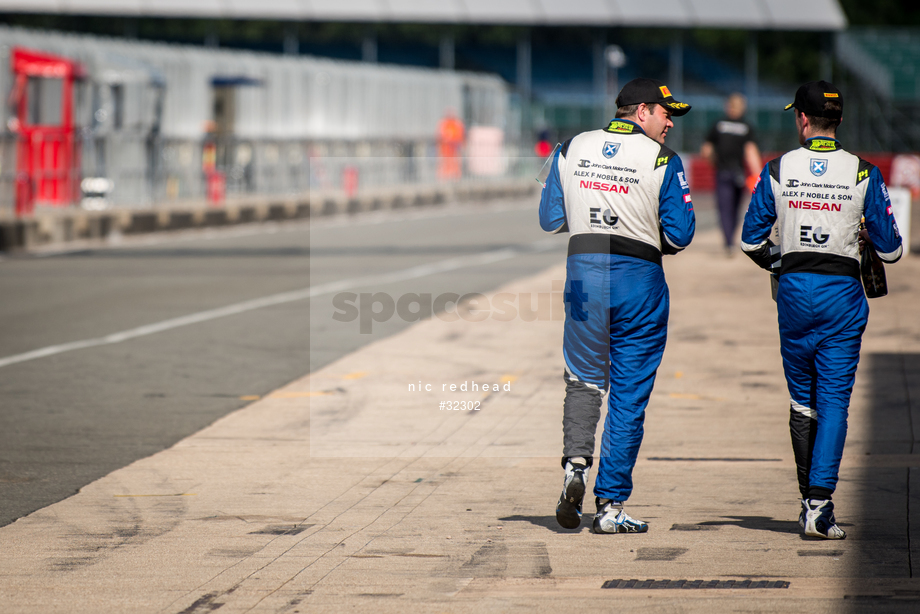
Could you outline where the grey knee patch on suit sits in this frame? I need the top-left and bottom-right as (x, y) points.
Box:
(562, 370), (604, 459)
(789, 404), (818, 500)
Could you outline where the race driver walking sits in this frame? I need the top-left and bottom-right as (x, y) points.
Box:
(741, 81), (903, 539)
(539, 78), (695, 533)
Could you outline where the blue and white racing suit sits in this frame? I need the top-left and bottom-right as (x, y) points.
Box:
(741, 137), (902, 500)
(539, 119), (695, 502)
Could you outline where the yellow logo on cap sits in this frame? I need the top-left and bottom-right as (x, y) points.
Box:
(824, 93), (839, 98)
(659, 85), (672, 97)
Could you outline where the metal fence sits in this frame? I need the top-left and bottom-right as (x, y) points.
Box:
(0, 26), (514, 217)
(0, 133), (538, 218)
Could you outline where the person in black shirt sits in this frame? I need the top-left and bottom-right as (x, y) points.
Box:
(700, 93), (762, 255)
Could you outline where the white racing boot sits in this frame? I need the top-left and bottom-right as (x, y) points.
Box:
(592, 498), (648, 534)
(555, 458), (589, 529)
(802, 499), (846, 539)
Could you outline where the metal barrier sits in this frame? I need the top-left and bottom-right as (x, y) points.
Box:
(0, 27), (514, 218)
(0, 134), (539, 218)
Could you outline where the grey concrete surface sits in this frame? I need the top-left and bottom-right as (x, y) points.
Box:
(0, 213), (918, 612)
(0, 200), (565, 528)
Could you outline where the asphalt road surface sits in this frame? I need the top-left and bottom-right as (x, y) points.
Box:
(0, 199), (567, 527)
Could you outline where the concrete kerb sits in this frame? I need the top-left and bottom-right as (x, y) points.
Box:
(0, 178), (537, 252)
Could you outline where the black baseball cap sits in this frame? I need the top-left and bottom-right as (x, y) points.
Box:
(784, 81), (843, 119)
(615, 78), (691, 116)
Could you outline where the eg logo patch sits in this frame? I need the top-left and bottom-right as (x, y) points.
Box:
(589, 207), (619, 227)
(800, 225), (829, 245)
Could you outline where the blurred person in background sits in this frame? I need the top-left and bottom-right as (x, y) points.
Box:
(534, 129), (554, 158)
(539, 78), (695, 534)
(740, 81), (903, 540)
(437, 109), (465, 180)
(701, 93), (762, 255)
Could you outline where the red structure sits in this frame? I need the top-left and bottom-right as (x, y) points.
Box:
(10, 47), (84, 216)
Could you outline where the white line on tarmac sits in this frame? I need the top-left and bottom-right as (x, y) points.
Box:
(0, 243), (554, 369)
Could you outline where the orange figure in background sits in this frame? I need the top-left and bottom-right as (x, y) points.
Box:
(438, 110), (465, 180)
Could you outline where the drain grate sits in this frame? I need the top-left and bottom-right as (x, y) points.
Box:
(798, 550), (844, 557)
(844, 591), (920, 601)
(602, 579), (790, 590)
(249, 524), (313, 536)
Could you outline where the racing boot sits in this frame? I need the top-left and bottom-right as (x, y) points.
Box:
(802, 499), (846, 539)
(555, 458), (589, 529)
(798, 499), (807, 530)
(592, 498), (648, 534)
